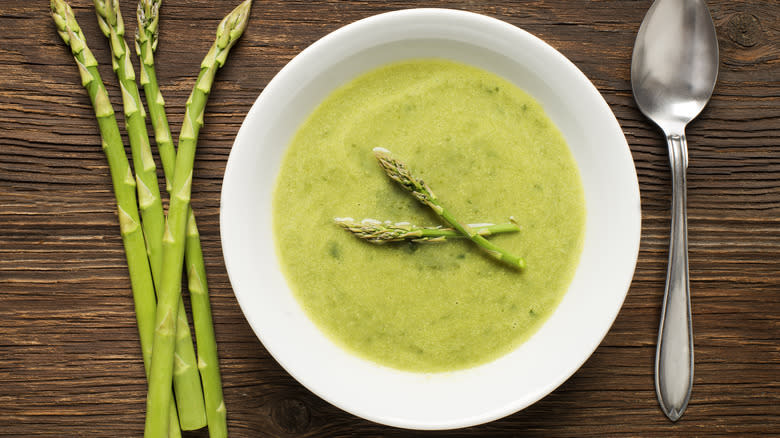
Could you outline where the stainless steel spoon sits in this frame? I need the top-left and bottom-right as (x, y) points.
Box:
(630, 0), (719, 422)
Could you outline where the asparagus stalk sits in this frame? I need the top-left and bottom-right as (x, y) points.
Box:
(373, 148), (526, 269)
(137, 1), (228, 436)
(49, 3), (181, 437)
(92, 0), (165, 299)
(335, 217), (520, 243)
(184, 209), (226, 438)
(135, 0), (175, 192)
(145, 2), (252, 436)
(93, 0), (206, 430)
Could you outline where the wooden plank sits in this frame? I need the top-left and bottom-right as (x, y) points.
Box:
(0, 0), (777, 436)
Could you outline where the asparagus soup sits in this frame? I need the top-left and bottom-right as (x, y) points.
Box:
(272, 59), (585, 372)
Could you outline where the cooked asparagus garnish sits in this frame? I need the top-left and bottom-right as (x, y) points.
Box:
(137, 1), (229, 435)
(49, 2), (182, 437)
(94, 0), (206, 430)
(335, 218), (520, 243)
(373, 148), (526, 269)
(145, 2), (251, 436)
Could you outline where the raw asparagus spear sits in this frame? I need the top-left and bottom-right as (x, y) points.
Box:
(135, 0), (175, 192)
(145, 2), (252, 436)
(137, 1), (228, 436)
(92, 0), (164, 301)
(49, 2), (181, 437)
(93, 0), (206, 429)
(184, 210), (226, 438)
(335, 217), (520, 243)
(373, 148), (526, 269)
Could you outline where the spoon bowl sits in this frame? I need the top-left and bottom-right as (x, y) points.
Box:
(631, 0), (719, 422)
(632, 0), (719, 132)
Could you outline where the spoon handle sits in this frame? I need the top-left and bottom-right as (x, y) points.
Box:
(656, 131), (693, 421)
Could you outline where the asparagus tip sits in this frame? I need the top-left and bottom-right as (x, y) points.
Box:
(50, 0), (72, 25)
(218, 0), (253, 39)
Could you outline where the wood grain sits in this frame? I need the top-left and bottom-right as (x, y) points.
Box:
(1, 0), (778, 436)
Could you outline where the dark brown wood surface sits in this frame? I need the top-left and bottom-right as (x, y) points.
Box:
(1, 0), (778, 436)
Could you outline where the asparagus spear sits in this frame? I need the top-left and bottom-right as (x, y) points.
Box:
(184, 210), (227, 438)
(92, 0), (164, 299)
(49, 3), (181, 437)
(137, 1), (228, 436)
(372, 148), (526, 269)
(335, 217), (520, 243)
(93, 0), (206, 429)
(145, 2), (252, 436)
(135, 0), (175, 192)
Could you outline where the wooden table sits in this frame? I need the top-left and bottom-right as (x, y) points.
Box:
(1, 1), (777, 436)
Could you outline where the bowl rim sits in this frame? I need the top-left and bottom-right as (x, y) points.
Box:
(221, 7), (641, 430)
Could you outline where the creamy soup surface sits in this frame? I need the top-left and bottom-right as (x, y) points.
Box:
(272, 59), (586, 372)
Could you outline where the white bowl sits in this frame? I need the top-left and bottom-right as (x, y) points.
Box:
(221, 8), (640, 430)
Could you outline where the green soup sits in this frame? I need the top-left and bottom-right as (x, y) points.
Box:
(272, 59), (585, 372)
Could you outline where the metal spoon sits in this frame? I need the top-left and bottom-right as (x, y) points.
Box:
(630, 0), (719, 422)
